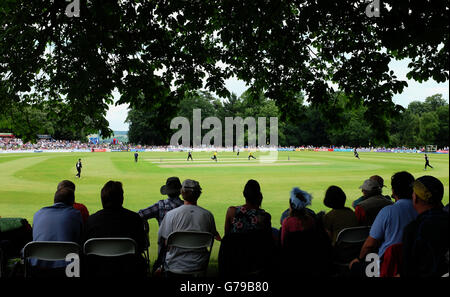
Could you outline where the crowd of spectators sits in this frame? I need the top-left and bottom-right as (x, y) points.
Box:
(0, 170), (448, 279)
(1, 136), (449, 153)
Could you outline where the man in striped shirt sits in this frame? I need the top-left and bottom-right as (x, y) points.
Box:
(138, 177), (184, 274)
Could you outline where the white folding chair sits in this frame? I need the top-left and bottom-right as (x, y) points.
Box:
(83, 237), (137, 257)
(165, 231), (214, 276)
(83, 237), (145, 277)
(22, 241), (81, 277)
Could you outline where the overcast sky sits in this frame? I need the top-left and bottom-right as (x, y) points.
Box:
(106, 59), (449, 131)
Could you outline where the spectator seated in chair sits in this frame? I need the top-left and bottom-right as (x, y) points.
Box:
(401, 175), (449, 277)
(57, 180), (89, 224)
(354, 178), (393, 226)
(30, 187), (83, 277)
(82, 180), (148, 277)
(280, 187), (333, 277)
(349, 171), (417, 276)
(157, 179), (221, 277)
(322, 185), (359, 246)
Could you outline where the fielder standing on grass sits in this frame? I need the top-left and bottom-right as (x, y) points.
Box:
(75, 158), (82, 178)
(354, 147), (360, 159)
(187, 150), (193, 161)
(424, 154), (433, 170)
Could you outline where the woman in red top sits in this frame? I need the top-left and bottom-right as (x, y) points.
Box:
(281, 187), (315, 245)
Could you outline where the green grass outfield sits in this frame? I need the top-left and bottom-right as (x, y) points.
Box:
(0, 150), (448, 273)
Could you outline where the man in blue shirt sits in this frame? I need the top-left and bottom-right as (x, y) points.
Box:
(31, 187), (83, 269)
(350, 171), (417, 269)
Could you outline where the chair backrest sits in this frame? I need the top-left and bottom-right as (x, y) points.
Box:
(335, 226), (371, 245)
(167, 231), (214, 250)
(166, 231), (214, 276)
(83, 238), (137, 257)
(23, 241), (81, 277)
(23, 241), (81, 261)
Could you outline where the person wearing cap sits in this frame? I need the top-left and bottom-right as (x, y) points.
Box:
(138, 177), (184, 275)
(138, 177), (184, 226)
(350, 171), (417, 274)
(157, 179), (220, 275)
(401, 175), (449, 277)
(354, 178), (393, 225)
(352, 175), (391, 208)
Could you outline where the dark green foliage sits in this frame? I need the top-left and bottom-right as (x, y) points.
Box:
(1, 1), (448, 143)
(127, 90), (449, 148)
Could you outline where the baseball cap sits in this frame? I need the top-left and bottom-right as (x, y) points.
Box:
(413, 176), (444, 204)
(359, 179), (381, 192)
(160, 177), (182, 196)
(181, 179), (202, 192)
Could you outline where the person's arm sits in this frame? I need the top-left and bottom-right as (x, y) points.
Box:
(358, 236), (381, 260)
(280, 217), (294, 247)
(138, 202), (159, 220)
(349, 235), (380, 270)
(224, 206), (236, 235)
(321, 213), (333, 241)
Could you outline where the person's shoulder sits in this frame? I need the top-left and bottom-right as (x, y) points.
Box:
(375, 200), (395, 216)
(121, 207), (142, 218)
(164, 204), (185, 217)
(33, 206), (50, 218)
(282, 216), (296, 224)
(85, 209), (103, 221)
(322, 209), (336, 220)
(403, 217), (419, 237)
(226, 205), (237, 213)
(194, 204), (215, 217)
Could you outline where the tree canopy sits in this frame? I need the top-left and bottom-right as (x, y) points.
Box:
(1, 0), (448, 142)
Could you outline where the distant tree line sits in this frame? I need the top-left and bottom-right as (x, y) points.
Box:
(1, 89), (447, 149)
(126, 91), (449, 148)
(0, 100), (103, 142)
